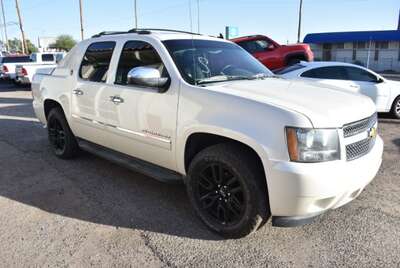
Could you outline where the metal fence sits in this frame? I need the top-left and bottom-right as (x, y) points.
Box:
(312, 48), (400, 73)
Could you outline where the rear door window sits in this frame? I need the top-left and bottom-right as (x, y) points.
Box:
(79, 41), (116, 83)
(301, 66), (348, 80)
(42, 54), (55, 62)
(344, 67), (377, 82)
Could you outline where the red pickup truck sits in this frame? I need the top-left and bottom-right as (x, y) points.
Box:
(231, 35), (313, 70)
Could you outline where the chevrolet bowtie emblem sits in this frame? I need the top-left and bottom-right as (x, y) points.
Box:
(368, 127), (377, 139)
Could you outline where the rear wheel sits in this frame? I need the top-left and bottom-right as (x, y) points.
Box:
(186, 144), (270, 238)
(391, 96), (400, 119)
(47, 107), (79, 159)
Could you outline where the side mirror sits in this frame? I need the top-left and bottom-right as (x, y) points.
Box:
(127, 67), (170, 91)
(376, 77), (385, 83)
(267, 44), (275, 51)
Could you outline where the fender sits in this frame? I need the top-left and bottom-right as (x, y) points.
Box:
(176, 125), (272, 179)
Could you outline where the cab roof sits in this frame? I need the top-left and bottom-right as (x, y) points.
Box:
(90, 28), (229, 42)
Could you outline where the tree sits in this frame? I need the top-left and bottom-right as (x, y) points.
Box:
(50, 35), (76, 52)
(7, 38), (37, 54)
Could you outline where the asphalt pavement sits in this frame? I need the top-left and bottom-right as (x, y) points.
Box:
(0, 81), (399, 267)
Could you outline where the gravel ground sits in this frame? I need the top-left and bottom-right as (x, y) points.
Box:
(0, 81), (399, 267)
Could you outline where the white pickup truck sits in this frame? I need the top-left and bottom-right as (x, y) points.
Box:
(15, 52), (65, 85)
(32, 29), (383, 238)
(0, 55), (32, 81)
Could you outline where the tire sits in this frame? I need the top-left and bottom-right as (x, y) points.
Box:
(391, 96), (400, 119)
(47, 107), (80, 159)
(186, 143), (270, 238)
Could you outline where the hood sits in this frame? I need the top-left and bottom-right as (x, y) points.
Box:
(282, 43), (310, 49)
(208, 78), (376, 128)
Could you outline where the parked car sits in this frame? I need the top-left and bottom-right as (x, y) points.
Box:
(15, 52), (65, 85)
(277, 61), (400, 119)
(231, 35), (313, 70)
(0, 55), (32, 81)
(32, 29), (383, 238)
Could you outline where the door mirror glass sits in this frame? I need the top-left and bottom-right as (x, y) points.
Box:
(267, 43), (275, 51)
(127, 67), (169, 89)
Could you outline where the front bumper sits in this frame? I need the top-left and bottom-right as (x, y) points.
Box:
(267, 135), (383, 220)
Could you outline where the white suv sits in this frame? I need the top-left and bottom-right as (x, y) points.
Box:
(32, 29), (383, 238)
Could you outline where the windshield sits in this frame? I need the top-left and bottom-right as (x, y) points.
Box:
(275, 63), (306, 75)
(163, 39), (273, 85)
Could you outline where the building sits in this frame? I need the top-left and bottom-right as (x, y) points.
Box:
(37, 37), (57, 52)
(303, 13), (400, 72)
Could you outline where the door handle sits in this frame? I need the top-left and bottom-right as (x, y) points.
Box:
(72, 89), (84, 95)
(350, 85), (360, 89)
(109, 96), (124, 104)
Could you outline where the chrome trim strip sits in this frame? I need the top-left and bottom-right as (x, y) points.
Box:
(71, 114), (171, 144)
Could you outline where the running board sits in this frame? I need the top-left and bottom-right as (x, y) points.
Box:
(77, 139), (183, 183)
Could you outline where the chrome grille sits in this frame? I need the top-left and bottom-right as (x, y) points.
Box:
(343, 113), (377, 138)
(346, 137), (375, 161)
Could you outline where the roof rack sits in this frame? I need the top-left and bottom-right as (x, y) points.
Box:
(91, 30), (151, 38)
(92, 28), (201, 38)
(128, 28), (201, 36)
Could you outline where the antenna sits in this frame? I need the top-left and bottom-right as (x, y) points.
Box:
(188, 0), (193, 33)
(196, 0), (200, 34)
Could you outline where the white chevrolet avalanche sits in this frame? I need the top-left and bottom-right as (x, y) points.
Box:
(32, 29), (383, 238)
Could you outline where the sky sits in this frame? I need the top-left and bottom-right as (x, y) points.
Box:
(0, 0), (399, 46)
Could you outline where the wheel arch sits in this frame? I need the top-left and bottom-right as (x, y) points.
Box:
(180, 128), (271, 187)
(285, 52), (307, 65)
(44, 99), (65, 120)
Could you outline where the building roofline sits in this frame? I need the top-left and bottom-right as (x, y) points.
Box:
(304, 29), (400, 44)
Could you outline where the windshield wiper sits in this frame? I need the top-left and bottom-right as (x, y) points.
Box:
(197, 74), (270, 85)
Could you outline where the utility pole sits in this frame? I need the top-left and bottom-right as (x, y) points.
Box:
(134, 0), (138, 29)
(79, 0), (84, 40)
(297, 0), (303, 43)
(0, 0), (8, 51)
(196, 0), (200, 33)
(15, 0), (27, 54)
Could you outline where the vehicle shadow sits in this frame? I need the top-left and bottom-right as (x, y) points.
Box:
(393, 139), (400, 152)
(0, 96), (222, 241)
(0, 80), (30, 92)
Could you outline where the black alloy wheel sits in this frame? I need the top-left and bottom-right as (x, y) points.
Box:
(48, 117), (67, 155)
(194, 163), (245, 226)
(47, 107), (79, 159)
(187, 143), (270, 238)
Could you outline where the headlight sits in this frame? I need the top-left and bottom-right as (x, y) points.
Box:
(286, 127), (340, 162)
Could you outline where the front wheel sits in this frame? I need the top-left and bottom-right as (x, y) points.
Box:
(391, 96), (400, 119)
(47, 107), (80, 159)
(186, 144), (270, 238)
